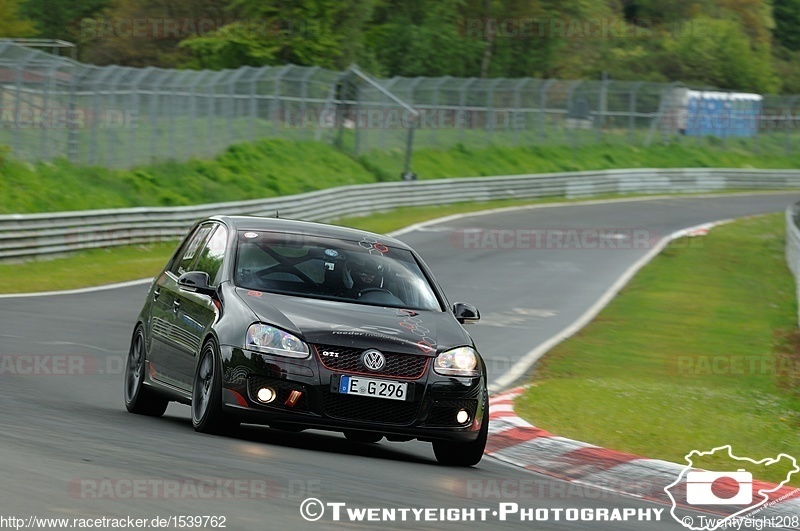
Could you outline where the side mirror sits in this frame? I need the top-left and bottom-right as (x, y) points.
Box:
(178, 271), (215, 296)
(453, 302), (480, 324)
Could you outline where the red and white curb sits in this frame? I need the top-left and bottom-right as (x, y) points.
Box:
(486, 387), (800, 522)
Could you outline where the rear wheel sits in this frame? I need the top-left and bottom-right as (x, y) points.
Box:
(432, 404), (488, 466)
(124, 326), (168, 417)
(192, 340), (239, 434)
(344, 431), (383, 444)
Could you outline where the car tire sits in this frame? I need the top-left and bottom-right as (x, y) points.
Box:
(191, 339), (239, 435)
(432, 404), (488, 467)
(124, 325), (169, 417)
(344, 431), (383, 444)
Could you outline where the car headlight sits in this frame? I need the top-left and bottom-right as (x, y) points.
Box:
(245, 323), (309, 358)
(434, 347), (480, 377)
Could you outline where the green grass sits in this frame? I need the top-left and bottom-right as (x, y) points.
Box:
(0, 242), (179, 293)
(0, 138), (377, 214)
(362, 140), (800, 180)
(514, 212), (800, 485)
(3, 136), (800, 214)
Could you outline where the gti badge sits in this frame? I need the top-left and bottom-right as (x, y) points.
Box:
(361, 349), (386, 371)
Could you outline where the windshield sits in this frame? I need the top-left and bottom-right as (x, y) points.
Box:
(234, 231), (442, 311)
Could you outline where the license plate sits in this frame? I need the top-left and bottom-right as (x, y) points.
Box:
(337, 375), (408, 401)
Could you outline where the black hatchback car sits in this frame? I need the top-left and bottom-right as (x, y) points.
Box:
(124, 216), (488, 466)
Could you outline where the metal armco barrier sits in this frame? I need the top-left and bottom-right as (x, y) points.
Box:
(4, 167), (800, 261)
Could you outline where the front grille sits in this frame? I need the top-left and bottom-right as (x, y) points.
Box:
(314, 344), (428, 379)
(426, 399), (478, 427)
(322, 390), (420, 425)
(247, 375), (309, 412)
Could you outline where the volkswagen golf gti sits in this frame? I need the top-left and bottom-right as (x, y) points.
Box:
(124, 216), (488, 466)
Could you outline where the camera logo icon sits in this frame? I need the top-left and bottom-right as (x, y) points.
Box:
(685, 469), (752, 505)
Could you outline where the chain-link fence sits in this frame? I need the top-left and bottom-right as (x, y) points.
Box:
(1, 41), (799, 173)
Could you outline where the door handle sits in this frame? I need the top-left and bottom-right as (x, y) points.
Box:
(153, 289), (161, 301)
(173, 300), (181, 313)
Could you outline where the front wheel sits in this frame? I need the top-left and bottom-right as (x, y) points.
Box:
(432, 404), (488, 467)
(124, 326), (169, 417)
(191, 340), (238, 435)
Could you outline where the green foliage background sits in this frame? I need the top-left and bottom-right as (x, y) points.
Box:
(10, 0), (800, 93)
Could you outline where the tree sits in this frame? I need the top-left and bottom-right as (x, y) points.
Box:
(180, 0), (379, 70)
(20, 0), (108, 42)
(773, 0), (800, 51)
(0, 0), (36, 37)
(80, 0), (230, 67)
(661, 17), (778, 92)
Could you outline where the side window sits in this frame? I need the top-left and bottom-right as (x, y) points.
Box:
(193, 225), (228, 285)
(170, 224), (214, 276)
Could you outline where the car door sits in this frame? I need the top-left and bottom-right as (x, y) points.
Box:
(150, 223), (215, 390)
(170, 223), (228, 384)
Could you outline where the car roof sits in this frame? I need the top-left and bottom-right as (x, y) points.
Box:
(208, 215), (414, 251)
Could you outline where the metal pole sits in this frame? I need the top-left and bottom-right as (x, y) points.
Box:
(786, 96), (800, 156)
(596, 78), (611, 144)
(128, 68), (153, 168)
(538, 79), (556, 144)
(13, 52), (35, 159)
(247, 68), (259, 142)
(67, 66), (91, 164)
(186, 71), (208, 160)
(86, 65), (118, 165)
(566, 80), (583, 153)
(459, 78), (477, 144)
(225, 68), (249, 146)
(270, 65), (291, 135)
(429, 76), (449, 147)
(486, 78), (504, 144)
(628, 82), (643, 144)
(168, 70), (193, 161)
(513, 78), (530, 146)
(148, 70), (168, 162)
(298, 66), (319, 141)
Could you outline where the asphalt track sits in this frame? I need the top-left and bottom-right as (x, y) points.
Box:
(0, 192), (797, 530)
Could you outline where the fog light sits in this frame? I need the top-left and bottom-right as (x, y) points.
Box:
(257, 387), (276, 403)
(456, 409), (470, 424)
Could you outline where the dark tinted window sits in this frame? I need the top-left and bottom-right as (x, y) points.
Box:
(234, 231), (441, 311)
(193, 225), (228, 284)
(170, 224), (214, 276)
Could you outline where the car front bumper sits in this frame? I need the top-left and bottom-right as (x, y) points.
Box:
(219, 346), (487, 443)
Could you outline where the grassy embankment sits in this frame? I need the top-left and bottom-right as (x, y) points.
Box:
(2, 136), (800, 294)
(514, 213), (800, 485)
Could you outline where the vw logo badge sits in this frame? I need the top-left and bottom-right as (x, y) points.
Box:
(362, 349), (386, 371)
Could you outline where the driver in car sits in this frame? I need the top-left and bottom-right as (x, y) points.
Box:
(350, 260), (384, 296)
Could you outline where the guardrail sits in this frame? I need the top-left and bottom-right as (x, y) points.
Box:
(4, 167), (800, 261)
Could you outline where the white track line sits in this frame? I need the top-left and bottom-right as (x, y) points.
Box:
(0, 278), (152, 299)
